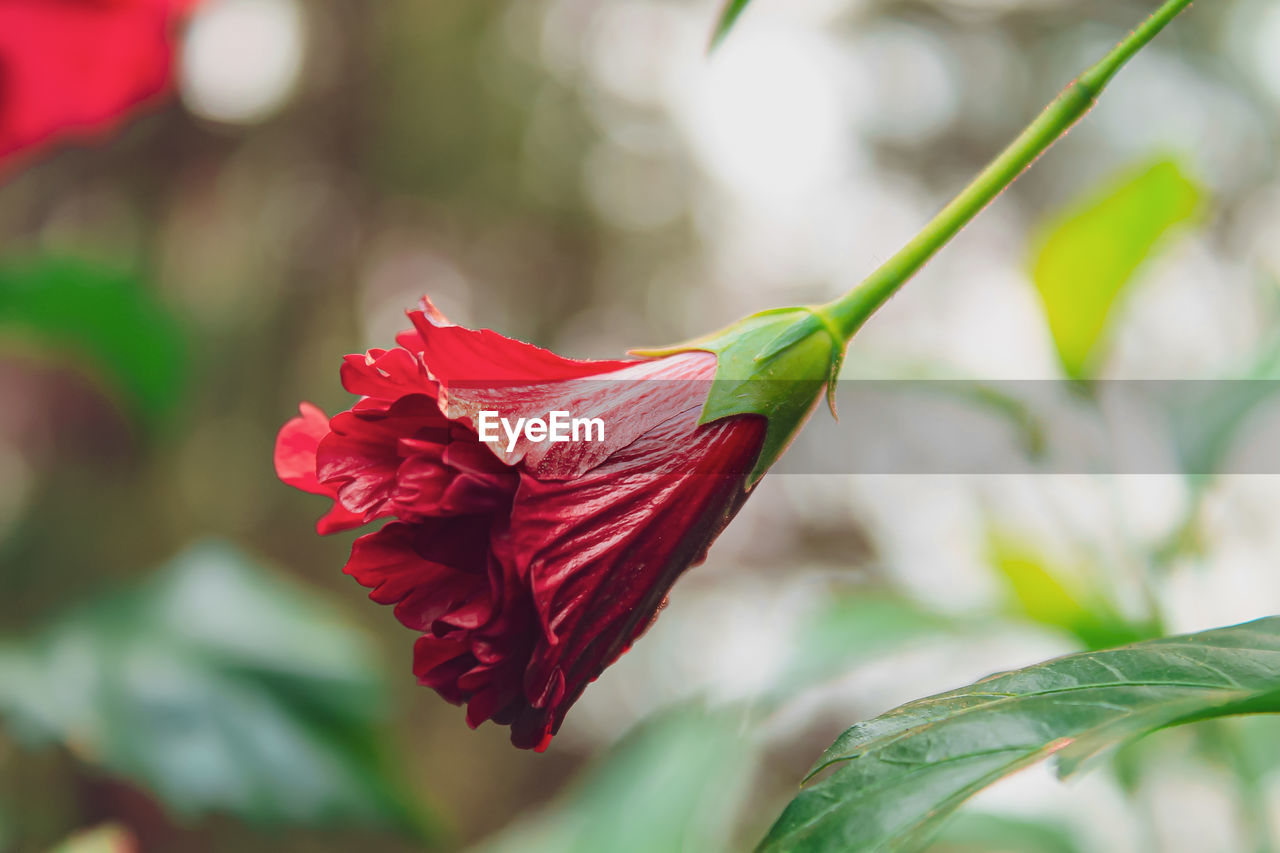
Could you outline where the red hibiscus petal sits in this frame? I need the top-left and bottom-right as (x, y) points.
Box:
(412, 636), (472, 704)
(406, 298), (645, 467)
(340, 347), (436, 407)
(318, 396), (442, 519)
(410, 300), (719, 478)
(274, 402), (368, 534)
(346, 520), (493, 633)
(318, 395), (516, 523)
(509, 408), (766, 735)
(316, 503), (367, 535)
(274, 402), (331, 495)
(0, 0), (187, 166)
(486, 350), (718, 479)
(408, 297), (635, 385)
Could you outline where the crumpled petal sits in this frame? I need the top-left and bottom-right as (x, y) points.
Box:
(340, 347), (437, 410)
(317, 394), (518, 523)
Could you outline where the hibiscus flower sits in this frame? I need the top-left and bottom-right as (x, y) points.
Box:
(276, 298), (838, 749)
(0, 0), (197, 167)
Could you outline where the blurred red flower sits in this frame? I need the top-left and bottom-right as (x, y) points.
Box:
(276, 300), (766, 750)
(0, 0), (197, 167)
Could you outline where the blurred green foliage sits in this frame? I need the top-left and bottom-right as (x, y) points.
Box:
(776, 594), (954, 695)
(1164, 330), (1280, 481)
(474, 707), (754, 853)
(0, 544), (430, 837)
(986, 530), (1154, 650)
(1031, 159), (1201, 379)
(0, 257), (184, 427)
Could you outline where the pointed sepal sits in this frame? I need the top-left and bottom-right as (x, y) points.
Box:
(632, 306), (844, 484)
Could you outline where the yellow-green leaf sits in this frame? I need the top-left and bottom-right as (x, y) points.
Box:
(1031, 159), (1200, 379)
(987, 530), (1152, 650)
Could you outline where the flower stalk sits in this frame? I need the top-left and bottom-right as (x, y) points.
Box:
(818, 0), (1196, 341)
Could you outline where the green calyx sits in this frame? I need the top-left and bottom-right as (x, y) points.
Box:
(632, 306), (847, 484)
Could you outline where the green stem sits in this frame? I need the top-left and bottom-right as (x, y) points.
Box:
(819, 0), (1195, 341)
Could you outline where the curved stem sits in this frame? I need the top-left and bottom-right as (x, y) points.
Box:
(819, 0), (1196, 341)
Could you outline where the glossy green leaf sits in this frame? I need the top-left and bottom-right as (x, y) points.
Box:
(0, 543), (431, 836)
(758, 618), (1280, 853)
(0, 257), (185, 426)
(1031, 159), (1200, 379)
(710, 0), (753, 48)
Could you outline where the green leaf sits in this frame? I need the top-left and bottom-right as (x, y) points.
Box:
(710, 0), (753, 49)
(1030, 159), (1201, 379)
(0, 543), (432, 837)
(757, 617), (1280, 853)
(986, 530), (1153, 650)
(0, 257), (185, 426)
(471, 706), (755, 853)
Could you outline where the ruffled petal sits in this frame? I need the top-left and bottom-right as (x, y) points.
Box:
(317, 395), (517, 523)
(317, 395), (446, 519)
(345, 520), (493, 633)
(340, 347), (437, 409)
(404, 527), (553, 747)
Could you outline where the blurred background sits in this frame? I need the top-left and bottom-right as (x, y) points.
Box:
(1, 0), (1279, 850)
